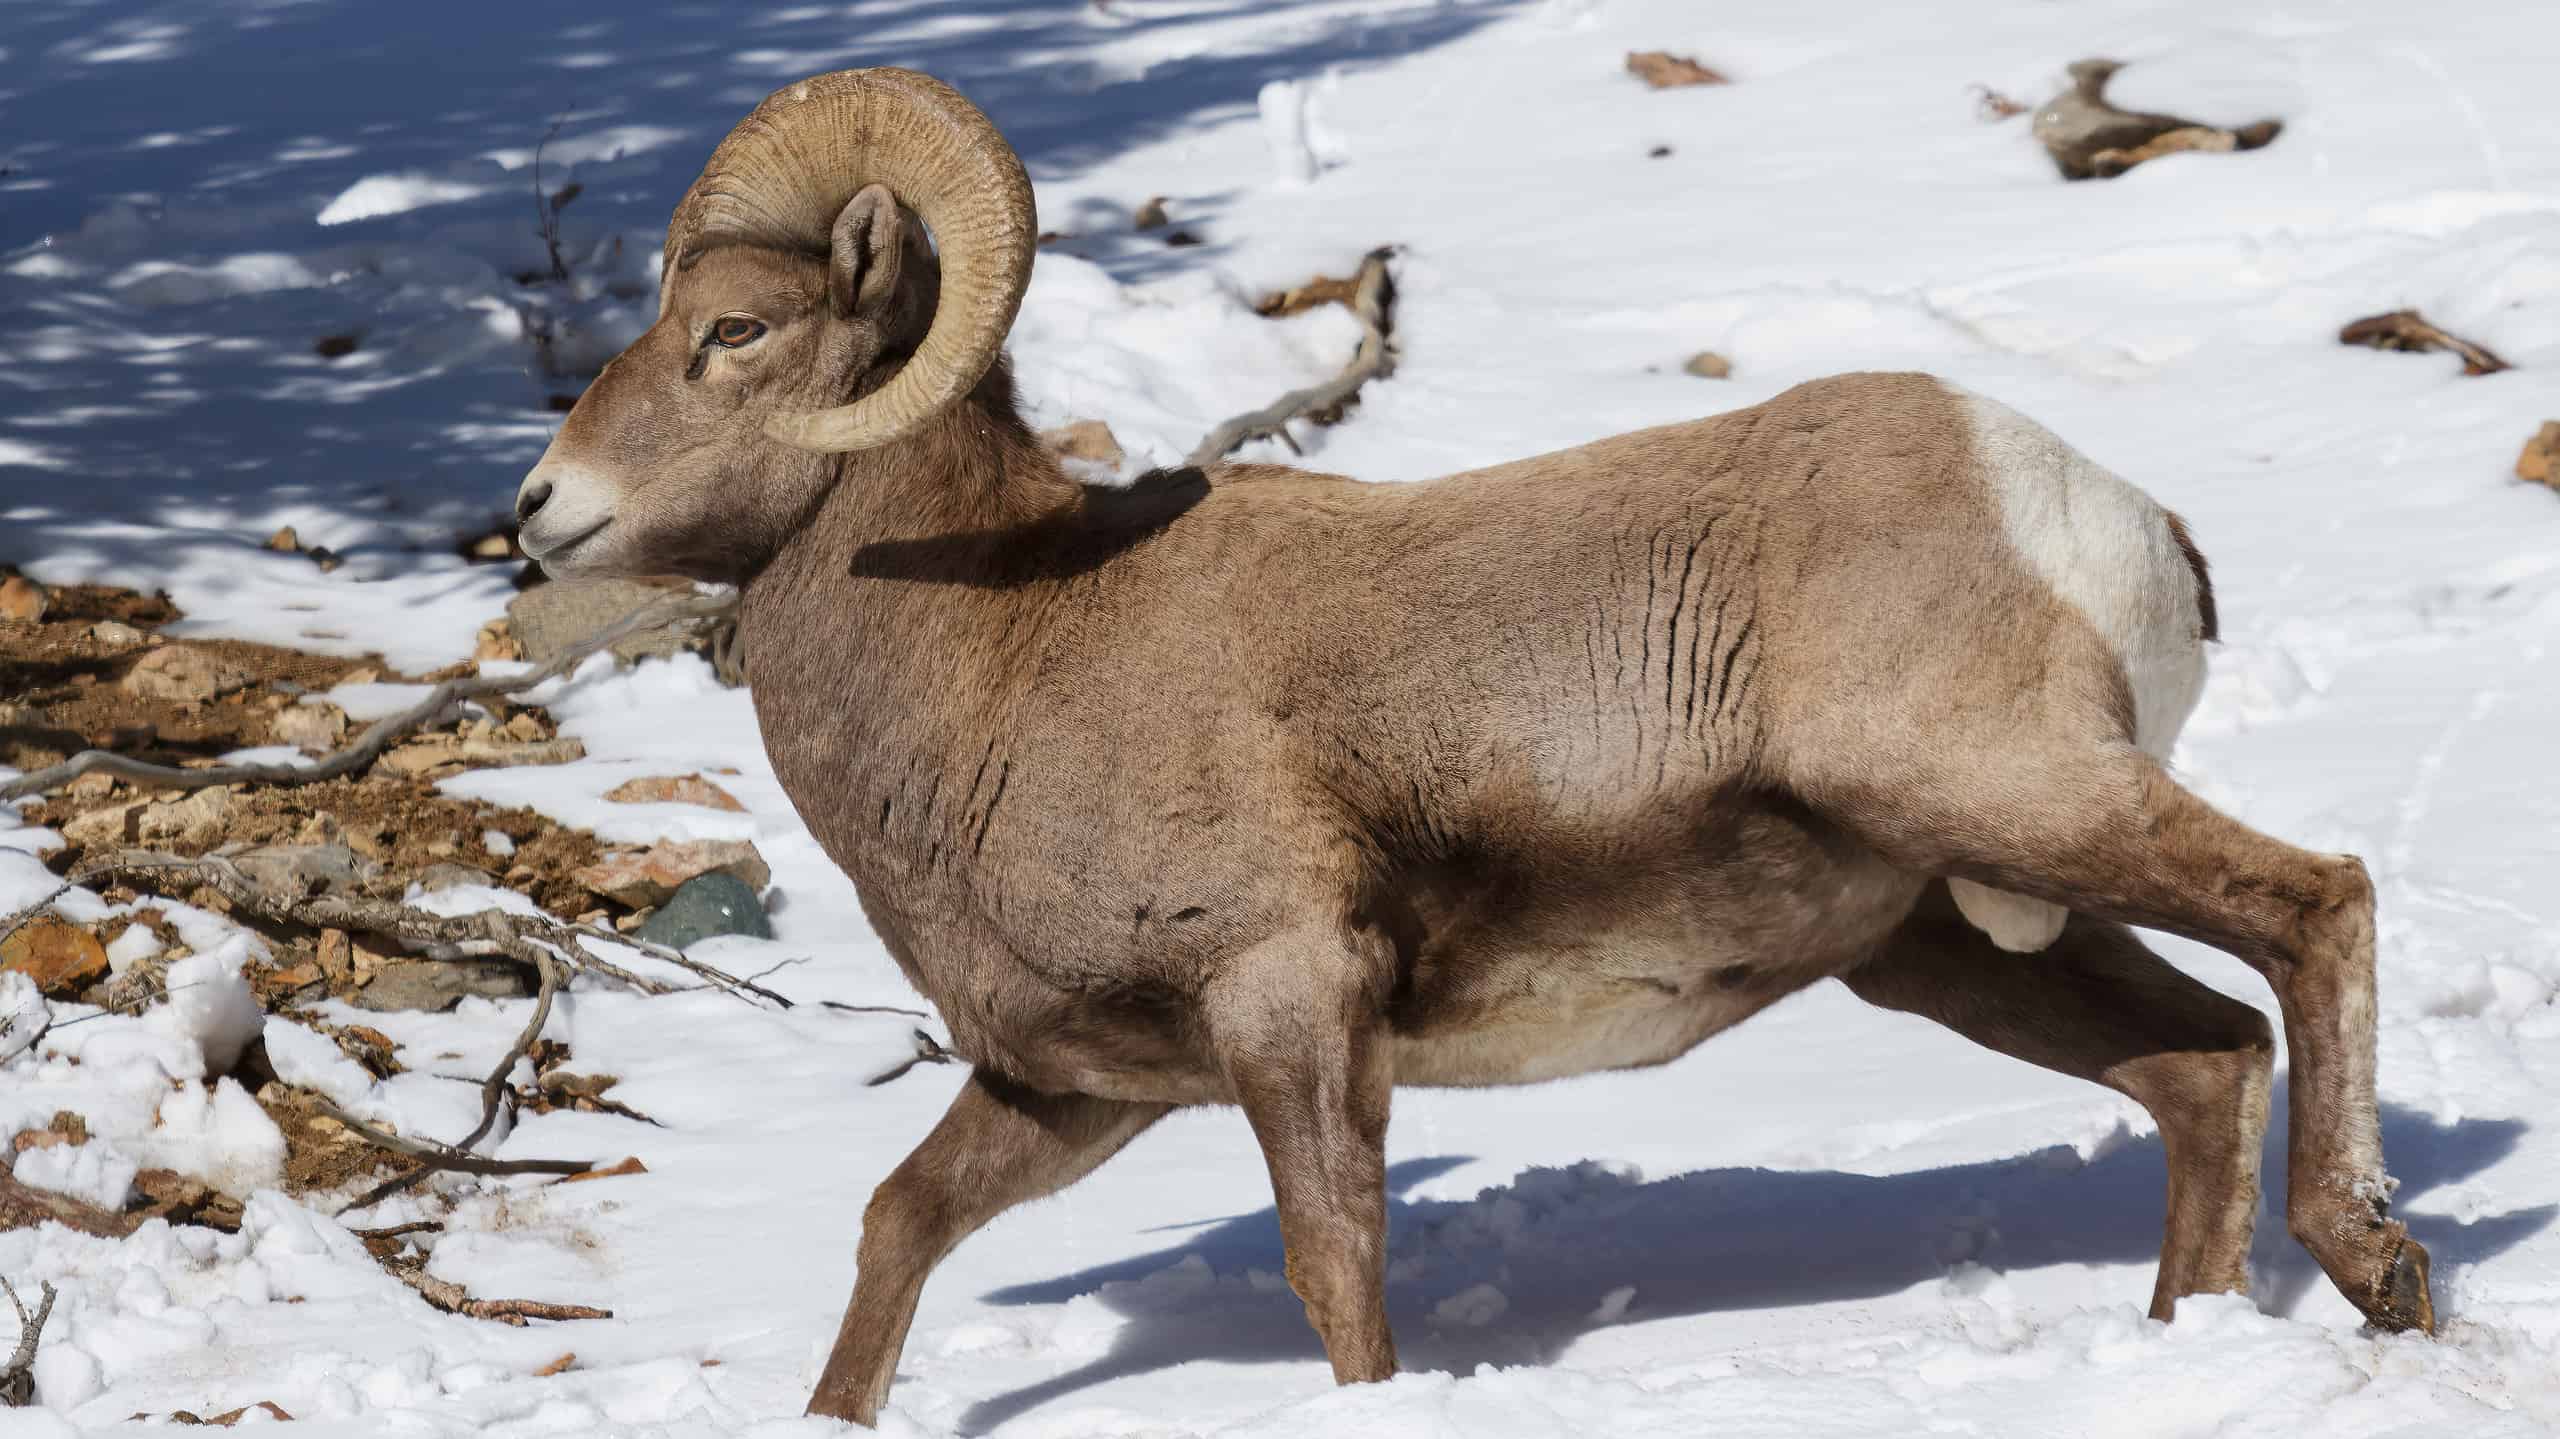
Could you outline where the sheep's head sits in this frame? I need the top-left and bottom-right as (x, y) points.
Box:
(515, 69), (1034, 583)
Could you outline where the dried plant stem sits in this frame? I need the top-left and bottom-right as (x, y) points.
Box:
(1189, 248), (1397, 467)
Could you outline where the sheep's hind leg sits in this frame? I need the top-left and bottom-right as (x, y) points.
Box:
(1845, 886), (2274, 1314)
(1813, 746), (2432, 1333)
(807, 1071), (1170, 1425)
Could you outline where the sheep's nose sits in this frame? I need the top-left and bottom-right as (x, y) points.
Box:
(516, 478), (553, 524)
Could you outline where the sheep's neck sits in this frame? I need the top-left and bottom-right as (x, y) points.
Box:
(739, 372), (1075, 864)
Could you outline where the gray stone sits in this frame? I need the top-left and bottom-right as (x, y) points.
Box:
(505, 577), (698, 666)
(634, 871), (773, 951)
(353, 958), (535, 1012)
(414, 862), (498, 894)
(231, 842), (379, 899)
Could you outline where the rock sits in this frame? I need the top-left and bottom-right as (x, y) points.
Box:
(379, 733), (585, 777)
(2032, 59), (2280, 181)
(90, 620), (145, 646)
(462, 530), (516, 562)
(575, 838), (770, 909)
(1132, 195), (1170, 231)
(1626, 50), (1727, 88)
(63, 787), (234, 849)
(271, 700), (349, 753)
(506, 577), (698, 666)
(2, 920), (109, 998)
(231, 842), (380, 899)
(1039, 419), (1126, 468)
(414, 862), (498, 893)
(0, 574), (48, 624)
(634, 871), (774, 950)
(474, 619), (523, 663)
(309, 545), (344, 573)
(2520, 422), (2560, 489)
(1683, 351), (1733, 380)
(604, 774), (746, 812)
(266, 525), (303, 552)
(316, 928), (353, 984)
(353, 957), (535, 1013)
(123, 644), (257, 703)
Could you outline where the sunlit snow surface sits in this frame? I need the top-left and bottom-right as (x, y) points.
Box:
(4, 1), (2560, 1433)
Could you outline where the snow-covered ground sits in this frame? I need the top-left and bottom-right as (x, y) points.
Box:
(6, 0), (2560, 1433)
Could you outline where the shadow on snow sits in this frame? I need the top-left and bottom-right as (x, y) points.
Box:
(961, 1094), (2546, 1432)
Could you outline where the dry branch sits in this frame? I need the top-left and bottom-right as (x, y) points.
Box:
(3, 1276), (57, 1408)
(456, 944), (560, 1152)
(384, 1254), (609, 1326)
(865, 1028), (957, 1087)
(318, 1103), (594, 1179)
(67, 850), (782, 1002)
(1189, 248), (1397, 467)
(2338, 309), (2513, 376)
(0, 592), (734, 802)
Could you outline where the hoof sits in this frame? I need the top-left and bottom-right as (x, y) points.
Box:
(2369, 1231), (2436, 1335)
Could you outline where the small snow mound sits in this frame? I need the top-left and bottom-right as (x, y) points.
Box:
(13, 1138), (140, 1209)
(1, 970), (49, 1066)
(31, 1339), (104, 1413)
(154, 941), (265, 1078)
(262, 1017), (379, 1108)
(317, 172), (488, 226)
(1433, 1281), (1510, 1327)
(1588, 1285), (1636, 1323)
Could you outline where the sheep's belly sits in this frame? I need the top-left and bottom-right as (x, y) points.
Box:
(1390, 992), (1743, 1087)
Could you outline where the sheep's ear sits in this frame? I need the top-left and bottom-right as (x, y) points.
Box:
(828, 184), (906, 320)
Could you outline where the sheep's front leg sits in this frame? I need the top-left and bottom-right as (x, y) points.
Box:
(1207, 926), (1399, 1383)
(808, 1070), (1169, 1425)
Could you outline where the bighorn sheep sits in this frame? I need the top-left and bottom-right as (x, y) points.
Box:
(516, 68), (2435, 1426)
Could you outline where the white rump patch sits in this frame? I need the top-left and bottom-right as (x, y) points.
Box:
(1943, 383), (2214, 954)
(1951, 385), (2208, 755)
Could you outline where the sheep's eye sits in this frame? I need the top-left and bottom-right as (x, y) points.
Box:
(711, 316), (766, 348)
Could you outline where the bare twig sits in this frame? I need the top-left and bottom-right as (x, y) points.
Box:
(2, 1276), (57, 1408)
(865, 1028), (956, 1087)
(338, 1165), (433, 1216)
(319, 1102), (593, 1179)
(1188, 247), (1397, 467)
(0, 883), (70, 947)
(559, 917), (794, 1006)
(820, 1000), (930, 1019)
(455, 944), (560, 1152)
(532, 113), (572, 285)
(384, 1254), (609, 1326)
(349, 1219), (444, 1244)
(1, 592), (734, 801)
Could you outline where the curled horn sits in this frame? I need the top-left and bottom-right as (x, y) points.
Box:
(662, 68), (1035, 453)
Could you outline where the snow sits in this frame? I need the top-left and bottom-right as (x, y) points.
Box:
(4, 0), (2559, 1433)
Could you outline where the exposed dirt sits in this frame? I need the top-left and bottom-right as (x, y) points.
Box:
(1, 581), (393, 773)
(34, 776), (606, 917)
(8, 584), (610, 923)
